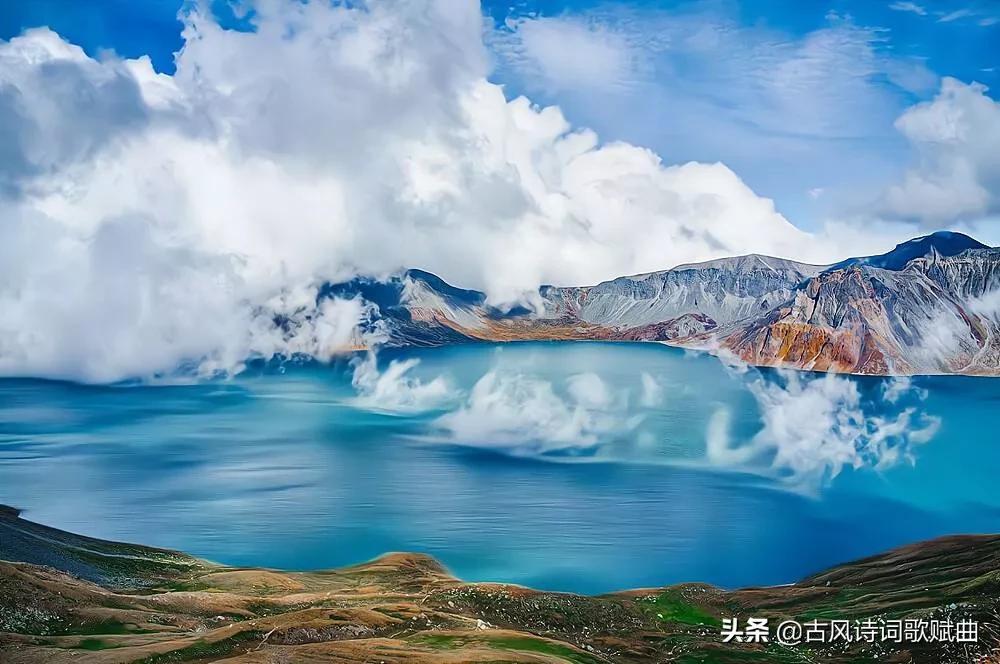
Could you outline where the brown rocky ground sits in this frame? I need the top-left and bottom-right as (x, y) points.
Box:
(1, 506), (998, 663)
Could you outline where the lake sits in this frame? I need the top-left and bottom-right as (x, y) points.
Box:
(1, 341), (997, 594)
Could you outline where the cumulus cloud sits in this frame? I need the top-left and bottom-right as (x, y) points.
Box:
(349, 359), (675, 453)
(0, 28), (150, 194)
(882, 376), (923, 403)
(969, 288), (1000, 320)
(1, 0), (866, 383)
(345, 350), (941, 477)
(434, 370), (639, 455)
(883, 78), (1000, 224)
(639, 372), (663, 407)
(0, 208), (371, 382)
(707, 370), (940, 486)
(0, 0), (971, 384)
(350, 351), (455, 413)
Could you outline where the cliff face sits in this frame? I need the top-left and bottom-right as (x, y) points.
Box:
(330, 232), (1000, 377)
(541, 254), (822, 330)
(719, 247), (1000, 375)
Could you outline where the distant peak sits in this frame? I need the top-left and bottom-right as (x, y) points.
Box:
(671, 253), (824, 274)
(899, 231), (987, 251)
(830, 231), (989, 272)
(404, 268), (486, 306)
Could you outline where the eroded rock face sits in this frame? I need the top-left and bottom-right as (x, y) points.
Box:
(327, 232), (1000, 376)
(615, 313), (718, 342)
(719, 247), (1000, 375)
(541, 254), (822, 330)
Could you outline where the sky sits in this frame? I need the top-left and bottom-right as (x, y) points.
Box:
(1, 0), (997, 226)
(485, 0), (1000, 224)
(0, 0), (998, 381)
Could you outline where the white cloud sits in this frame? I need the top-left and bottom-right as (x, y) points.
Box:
(882, 78), (1000, 223)
(497, 16), (644, 93)
(566, 372), (614, 409)
(489, 5), (940, 222)
(0, 27), (150, 193)
(707, 370), (940, 486)
(938, 8), (975, 22)
(493, 8), (931, 140)
(639, 372), (663, 407)
(434, 369), (637, 455)
(350, 351), (456, 413)
(931, 5), (1000, 25)
(969, 288), (1000, 320)
(889, 2), (927, 16)
(2, 0), (875, 384)
(0, 0), (966, 384)
(883, 376), (918, 403)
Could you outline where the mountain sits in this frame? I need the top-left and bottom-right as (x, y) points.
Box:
(828, 231), (989, 272)
(330, 231), (1000, 376)
(718, 233), (1000, 375)
(541, 254), (825, 330)
(4, 505), (1000, 663)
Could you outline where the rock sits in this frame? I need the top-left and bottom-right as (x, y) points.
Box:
(323, 231), (1000, 376)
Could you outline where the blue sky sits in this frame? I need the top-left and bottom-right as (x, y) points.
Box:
(0, 0), (996, 229)
(483, 0), (999, 225)
(0, 0), (998, 380)
(3, 1), (994, 82)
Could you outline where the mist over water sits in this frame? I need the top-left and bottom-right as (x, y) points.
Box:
(1, 341), (996, 593)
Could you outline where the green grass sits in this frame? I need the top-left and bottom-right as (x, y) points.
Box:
(153, 579), (211, 593)
(372, 606), (410, 620)
(412, 633), (604, 664)
(137, 631), (265, 663)
(53, 619), (155, 636)
(641, 591), (721, 627)
(63, 543), (197, 585)
(73, 638), (121, 651)
(673, 644), (816, 664)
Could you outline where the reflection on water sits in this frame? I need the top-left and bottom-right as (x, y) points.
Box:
(0, 342), (997, 593)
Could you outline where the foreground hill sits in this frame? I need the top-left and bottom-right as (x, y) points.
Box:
(328, 231), (1000, 376)
(1, 506), (997, 663)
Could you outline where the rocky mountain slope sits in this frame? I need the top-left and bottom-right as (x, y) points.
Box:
(2, 506), (998, 663)
(716, 235), (1000, 375)
(327, 231), (1000, 376)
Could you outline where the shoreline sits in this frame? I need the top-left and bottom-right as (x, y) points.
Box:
(1, 506), (997, 663)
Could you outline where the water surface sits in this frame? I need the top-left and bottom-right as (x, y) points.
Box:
(1, 342), (997, 594)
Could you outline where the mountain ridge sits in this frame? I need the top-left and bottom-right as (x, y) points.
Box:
(332, 231), (1000, 376)
(828, 231), (989, 272)
(4, 505), (999, 663)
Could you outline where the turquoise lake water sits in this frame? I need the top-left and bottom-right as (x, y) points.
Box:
(1, 341), (997, 594)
